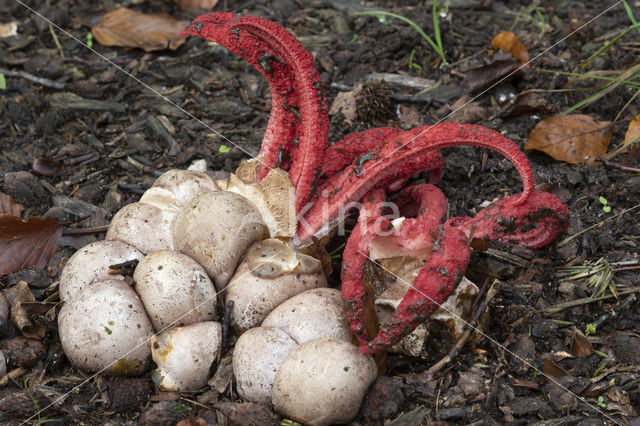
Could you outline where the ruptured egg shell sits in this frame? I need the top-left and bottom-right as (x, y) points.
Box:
(58, 280), (153, 375)
(134, 251), (216, 331)
(151, 321), (222, 391)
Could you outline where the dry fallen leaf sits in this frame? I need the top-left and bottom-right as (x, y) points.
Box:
(502, 92), (555, 118)
(175, 0), (219, 10)
(329, 85), (363, 126)
(460, 59), (523, 94)
(569, 328), (594, 358)
(491, 31), (529, 66)
(525, 114), (612, 164)
(91, 8), (189, 52)
(491, 31), (517, 51)
(0, 215), (62, 275)
(623, 112), (640, 156)
(443, 94), (489, 123)
(0, 192), (23, 216)
(0, 21), (19, 38)
(4, 281), (46, 339)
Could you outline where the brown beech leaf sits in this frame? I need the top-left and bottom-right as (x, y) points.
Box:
(492, 32), (517, 51)
(569, 328), (594, 358)
(0, 192), (22, 216)
(525, 114), (612, 164)
(623, 112), (640, 156)
(460, 59), (523, 94)
(0, 215), (62, 275)
(491, 31), (529, 66)
(4, 281), (46, 339)
(175, 0), (219, 11)
(91, 8), (189, 52)
(510, 41), (529, 66)
(542, 359), (571, 378)
(502, 92), (555, 118)
(31, 158), (61, 177)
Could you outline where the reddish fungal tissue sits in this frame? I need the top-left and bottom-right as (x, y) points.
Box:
(183, 13), (569, 354)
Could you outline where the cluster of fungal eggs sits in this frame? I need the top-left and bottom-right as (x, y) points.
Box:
(57, 168), (376, 425)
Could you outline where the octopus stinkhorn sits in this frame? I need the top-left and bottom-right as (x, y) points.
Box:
(181, 13), (569, 355)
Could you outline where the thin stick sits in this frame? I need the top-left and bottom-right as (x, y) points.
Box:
(598, 157), (640, 173)
(0, 66), (64, 89)
(49, 24), (64, 57)
(594, 293), (637, 329)
(61, 225), (110, 236)
(540, 286), (640, 315)
(556, 203), (640, 248)
(427, 279), (501, 375)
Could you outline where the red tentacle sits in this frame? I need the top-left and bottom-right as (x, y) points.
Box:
(181, 13), (329, 210)
(361, 224), (470, 354)
(297, 123), (534, 243)
(368, 184), (448, 259)
(447, 189), (569, 249)
(341, 189), (389, 347)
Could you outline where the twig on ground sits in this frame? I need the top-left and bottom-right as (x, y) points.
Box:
(556, 203), (640, 248)
(594, 293), (637, 329)
(427, 279), (501, 375)
(0, 66), (65, 89)
(540, 286), (640, 315)
(61, 225), (110, 236)
(597, 157), (640, 173)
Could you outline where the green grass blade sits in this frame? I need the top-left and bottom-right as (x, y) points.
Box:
(432, 1), (444, 60)
(622, 0), (638, 27)
(580, 23), (640, 68)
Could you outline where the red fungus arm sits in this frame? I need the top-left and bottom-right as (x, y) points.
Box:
(341, 189), (389, 347)
(447, 189), (569, 248)
(361, 224), (470, 354)
(297, 123), (534, 243)
(181, 13), (329, 210)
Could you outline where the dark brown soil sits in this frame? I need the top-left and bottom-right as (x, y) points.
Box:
(1, 0), (639, 424)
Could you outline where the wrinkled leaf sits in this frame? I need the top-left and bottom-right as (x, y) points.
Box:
(32, 158), (61, 177)
(4, 281), (46, 339)
(623, 112), (640, 155)
(491, 31), (529, 65)
(0, 192), (22, 216)
(0, 21), (18, 38)
(460, 59), (523, 94)
(443, 94), (489, 123)
(491, 32), (517, 51)
(525, 114), (612, 164)
(0, 215), (62, 275)
(542, 359), (571, 378)
(175, 0), (219, 10)
(503, 92), (555, 118)
(569, 328), (594, 358)
(329, 84), (362, 125)
(91, 8), (189, 52)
